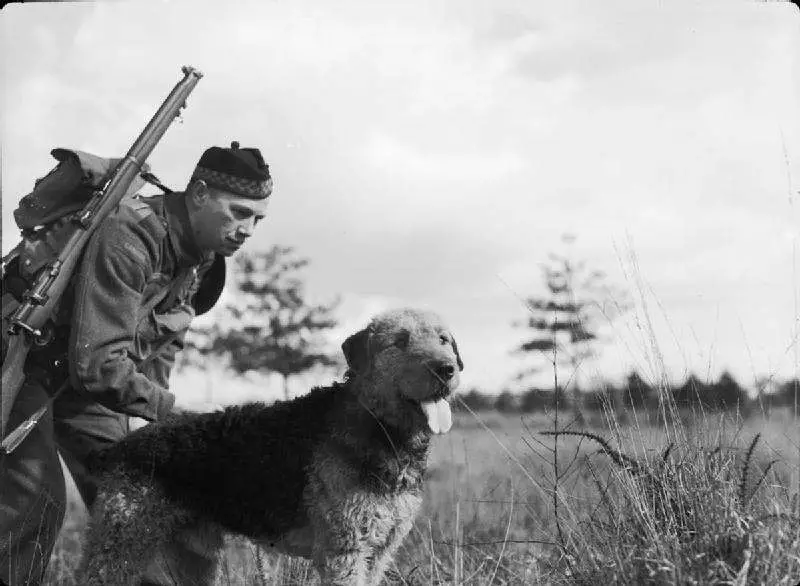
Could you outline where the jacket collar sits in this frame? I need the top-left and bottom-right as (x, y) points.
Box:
(163, 193), (209, 268)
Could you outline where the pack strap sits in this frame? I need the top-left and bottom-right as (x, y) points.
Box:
(140, 171), (174, 194)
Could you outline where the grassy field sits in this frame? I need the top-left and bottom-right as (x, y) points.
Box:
(41, 402), (800, 585)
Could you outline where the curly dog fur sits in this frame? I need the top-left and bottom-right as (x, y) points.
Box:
(77, 308), (463, 585)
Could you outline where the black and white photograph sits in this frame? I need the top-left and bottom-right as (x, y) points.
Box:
(1, 0), (799, 584)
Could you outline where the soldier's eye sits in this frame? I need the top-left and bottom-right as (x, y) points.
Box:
(394, 331), (410, 349)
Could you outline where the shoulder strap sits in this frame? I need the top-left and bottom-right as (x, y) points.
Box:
(127, 198), (155, 220)
(123, 194), (167, 222)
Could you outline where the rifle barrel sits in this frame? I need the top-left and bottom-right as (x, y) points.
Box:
(1, 65), (204, 435)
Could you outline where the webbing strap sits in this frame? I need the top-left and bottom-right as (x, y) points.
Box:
(140, 171), (174, 195)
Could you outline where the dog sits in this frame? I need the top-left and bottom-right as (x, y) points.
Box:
(77, 308), (463, 585)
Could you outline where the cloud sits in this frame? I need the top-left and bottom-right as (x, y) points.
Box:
(362, 133), (524, 183)
(2, 0), (798, 392)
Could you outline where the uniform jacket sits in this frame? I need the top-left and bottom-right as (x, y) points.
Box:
(63, 193), (214, 421)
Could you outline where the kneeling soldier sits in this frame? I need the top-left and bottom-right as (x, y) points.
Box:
(0, 143), (273, 586)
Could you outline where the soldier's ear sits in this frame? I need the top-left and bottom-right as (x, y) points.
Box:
(188, 180), (211, 206)
(341, 328), (373, 375)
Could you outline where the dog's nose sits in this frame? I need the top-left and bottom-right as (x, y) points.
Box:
(435, 364), (456, 381)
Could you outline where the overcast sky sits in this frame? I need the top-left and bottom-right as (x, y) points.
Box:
(1, 0), (799, 400)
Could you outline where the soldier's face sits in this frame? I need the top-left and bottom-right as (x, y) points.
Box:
(188, 183), (270, 256)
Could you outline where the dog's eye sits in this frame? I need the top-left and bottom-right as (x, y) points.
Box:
(394, 331), (410, 349)
(439, 334), (449, 345)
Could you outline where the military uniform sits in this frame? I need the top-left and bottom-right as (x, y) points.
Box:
(0, 192), (221, 585)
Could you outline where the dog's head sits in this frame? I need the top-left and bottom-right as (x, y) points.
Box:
(341, 308), (463, 435)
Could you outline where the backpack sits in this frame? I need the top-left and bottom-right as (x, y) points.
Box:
(1, 148), (225, 364)
(6, 148), (152, 279)
(1, 149), (155, 362)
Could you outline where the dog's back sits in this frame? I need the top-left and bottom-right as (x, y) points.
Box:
(90, 385), (344, 537)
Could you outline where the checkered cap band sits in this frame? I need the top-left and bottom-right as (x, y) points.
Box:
(192, 165), (272, 199)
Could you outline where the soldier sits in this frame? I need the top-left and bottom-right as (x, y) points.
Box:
(0, 142), (273, 585)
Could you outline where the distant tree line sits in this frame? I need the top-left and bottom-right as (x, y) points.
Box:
(506, 235), (800, 423)
(455, 371), (799, 419)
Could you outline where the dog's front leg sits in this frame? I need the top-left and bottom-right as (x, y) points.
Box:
(314, 548), (368, 586)
(78, 490), (154, 586)
(365, 517), (415, 586)
(309, 500), (370, 585)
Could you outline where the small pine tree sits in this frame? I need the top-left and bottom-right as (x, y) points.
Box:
(186, 246), (340, 400)
(513, 234), (631, 418)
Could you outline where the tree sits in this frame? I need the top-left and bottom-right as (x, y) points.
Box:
(673, 374), (708, 408)
(622, 371), (657, 411)
(186, 246), (340, 400)
(453, 388), (495, 412)
(512, 234), (632, 414)
(673, 372), (750, 412)
(777, 378), (799, 410)
(494, 391), (520, 414)
(711, 371), (749, 412)
(520, 387), (551, 413)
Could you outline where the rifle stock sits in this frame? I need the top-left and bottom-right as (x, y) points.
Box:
(1, 65), (203, 438)
(1, 336), (28, 432)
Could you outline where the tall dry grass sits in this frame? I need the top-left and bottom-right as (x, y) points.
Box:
(40, 403), (799, 585)
(387, 403), (800, 585)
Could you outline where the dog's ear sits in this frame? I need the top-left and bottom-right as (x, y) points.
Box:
(342, 328), (373, 374)
(450, 333), (464, 371)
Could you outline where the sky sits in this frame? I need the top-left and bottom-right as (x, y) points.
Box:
(1, 0), (799, 404)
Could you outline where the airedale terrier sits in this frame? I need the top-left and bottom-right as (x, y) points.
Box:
(77, 308), (463, 585)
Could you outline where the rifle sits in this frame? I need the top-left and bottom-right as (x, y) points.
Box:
(1, 65), (203, 439)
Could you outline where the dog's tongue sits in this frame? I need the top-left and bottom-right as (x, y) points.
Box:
(420, 399), (452, 434)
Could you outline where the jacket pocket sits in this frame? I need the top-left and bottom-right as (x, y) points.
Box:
(132, 273), (170, 361)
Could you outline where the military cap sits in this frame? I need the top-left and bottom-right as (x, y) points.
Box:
(191, 141), (272, 199)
